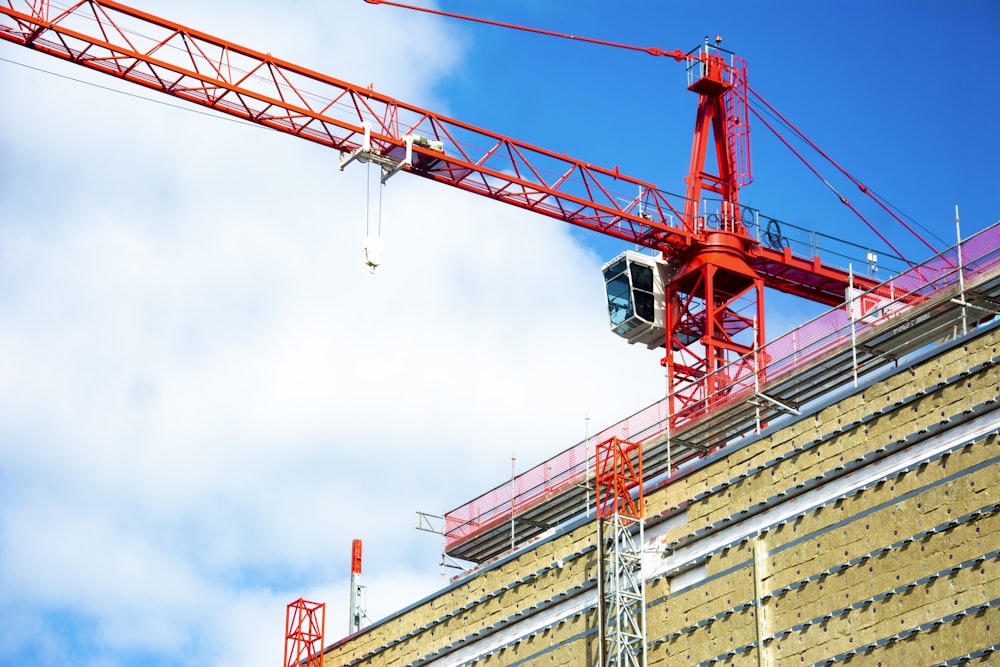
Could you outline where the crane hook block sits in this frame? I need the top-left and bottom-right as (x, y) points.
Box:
(363, 235), (384, 274)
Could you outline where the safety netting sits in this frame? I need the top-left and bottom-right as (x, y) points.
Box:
(444, 222), (1000, 554)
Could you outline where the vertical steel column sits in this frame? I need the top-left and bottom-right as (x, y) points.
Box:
(848, 267), (860, 388)
(596, 437), (647, 667)
(956, 205), (968, 337)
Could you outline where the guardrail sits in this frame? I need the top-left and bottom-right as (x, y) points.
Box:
(443, 222), (1000, 555)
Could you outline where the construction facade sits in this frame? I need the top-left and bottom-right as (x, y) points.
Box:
(320, 225), (1000, 666)
(0, 4), (995, 667)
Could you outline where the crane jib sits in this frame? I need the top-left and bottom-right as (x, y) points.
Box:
(0, 0), (900, 425)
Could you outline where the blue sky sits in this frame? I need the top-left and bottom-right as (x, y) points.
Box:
(0, 2), (997, 666)
(431, 0), (999, 260)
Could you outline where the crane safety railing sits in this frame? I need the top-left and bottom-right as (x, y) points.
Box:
(697, 198), (912, 280)
(443, 221), (1000, 555)
(746, 209), (912, 280)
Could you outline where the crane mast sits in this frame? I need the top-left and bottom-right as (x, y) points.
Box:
(668, 37), (760, 414)
(0, 0), (880, 423)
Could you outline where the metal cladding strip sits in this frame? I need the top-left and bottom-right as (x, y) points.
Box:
(652, 402), (999, 567)
(423, 588), (597, 667)
(650, 515), (999, 648)
(688, 597), (1000, 667)
(670, 353), (999, 518)
(491, 507), (999, 664)
(803, 598), (1000, 667)
(776, 549), (1000, 638)
(648, 408), (1000, 582)
(765, 503), (1000, 600)
(934, 647), (1000, 666)
(500, 626), (599, 667)
(349, 546), (598, 664)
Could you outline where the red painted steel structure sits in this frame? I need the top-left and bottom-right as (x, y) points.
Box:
(668, 42), (764, 416)
(284, 598), (325, 667)
(595, 437), (643, 521)
(0, 0), (882, 426)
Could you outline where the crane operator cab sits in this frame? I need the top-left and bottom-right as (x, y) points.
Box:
(602, 251), (675, 349)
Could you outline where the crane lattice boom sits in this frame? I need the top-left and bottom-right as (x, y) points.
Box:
(0, 0), (882, 420)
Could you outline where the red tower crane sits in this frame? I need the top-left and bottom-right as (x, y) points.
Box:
(1, 3), (926, 664)
(0, 2), (880, 421)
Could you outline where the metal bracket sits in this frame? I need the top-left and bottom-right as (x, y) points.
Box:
(339, 121), (413, 182)
(440, 554), (466, 571)
(749, 392), (801, 416)
(968, 290), (1000, 310)
(859, 343), (898, 362)
(416, 511), (444, 534)
(956, 295), (1000, 316)
(515, 516), (551, 530)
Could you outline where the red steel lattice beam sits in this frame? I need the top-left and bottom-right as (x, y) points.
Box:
(0, 0), (694, 253)
(284, 598), (325, 667)
(0, 0), (879, 296)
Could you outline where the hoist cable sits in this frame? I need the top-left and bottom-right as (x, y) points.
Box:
(864, 185), (950, 248)
(365, 160), (372, 237)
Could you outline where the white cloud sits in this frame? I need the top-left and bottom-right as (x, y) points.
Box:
(0, 2), (663, 666)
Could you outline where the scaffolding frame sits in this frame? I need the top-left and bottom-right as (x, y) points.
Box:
(596, 437), (647, 667)
(284, 598), (325, 667)
(442, 221), (1000, 563)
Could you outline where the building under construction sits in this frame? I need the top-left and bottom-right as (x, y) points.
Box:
(319, 224), (1000, 665)
(1, 3), (998, 666)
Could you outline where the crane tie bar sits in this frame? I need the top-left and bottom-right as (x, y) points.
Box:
(365, 0), (686, 61)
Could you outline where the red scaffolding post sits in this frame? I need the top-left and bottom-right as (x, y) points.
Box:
(284, 598), (325, 667)
(595, 437), (643, 521)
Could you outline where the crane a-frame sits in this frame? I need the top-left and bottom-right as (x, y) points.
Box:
(0, 0), (889, 426)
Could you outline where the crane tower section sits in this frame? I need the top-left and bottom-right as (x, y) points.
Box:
(602, 39), (763, 417)
(683, 37), (752, 219)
